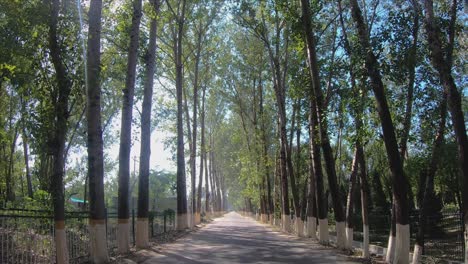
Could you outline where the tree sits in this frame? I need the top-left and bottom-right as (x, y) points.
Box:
(136, 0), (160, 249)
(337, 0), (369, 255)
(117, 0), (142, 253)
(196, 84), (206, 223)
(167, 0), (189, 230)
(349, 0), (410, 262)
(86, 0), (109, 262)
(300, 0), (346, 247)
(46, 0), (75, 262)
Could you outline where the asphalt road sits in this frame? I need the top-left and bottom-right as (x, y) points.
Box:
(141, 212), (360, 264)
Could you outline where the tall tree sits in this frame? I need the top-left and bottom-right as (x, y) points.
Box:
(349, 0), (410, 262)
(300, 0), (346, 247)
(47, 0), (72, 261)
(345, 148), (359, 249)
(169, 0), (189, 230)
(86, 0), (109, 262)
(136, 0), (160, 249)
(338, 0), (369, 255)
(117, 0), (142, 253)
(309, 98), (328, 243)
(196, 85), (206, 223)
(20, 97), (33, 198)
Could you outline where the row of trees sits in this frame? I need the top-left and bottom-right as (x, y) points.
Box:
(218, 0), (466, 264)
(1, 0), (229, 263)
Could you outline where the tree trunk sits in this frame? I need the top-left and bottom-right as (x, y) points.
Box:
(346, 148), (359, 249)
(259, 79), (273, 221)
(266, 51), (295, 232)
(22, 130), (33, 198)
(309, 100), (328, 243)
(47, 0), (73, 261)
(306, 137), (318, 239)
(349, 0), (410, 262)
(296, 101), (305, 237)
(136, 0), (159, 249)
(209, 136), (215, 215)
(205, 132), (211, 216)
(338, 1), (369, 252)
(357, 145), (370, 258)
(20, 98), (33, 199)
(190, 24), (204, 227)
(196, 85), (206, 224)
(175, 0), (188, 230)
(213, 154), (222, 214)
(117, 0), (142, 253)
(6, 127), (17, 202)
(301, 0), (345, 247)
(86, 0), (109, 261)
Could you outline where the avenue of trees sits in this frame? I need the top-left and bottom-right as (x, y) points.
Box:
(0, 0), (466, 263)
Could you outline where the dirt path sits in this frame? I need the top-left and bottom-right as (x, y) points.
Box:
(137, 212), (361, 263)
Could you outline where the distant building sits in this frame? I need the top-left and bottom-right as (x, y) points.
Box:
(69, 197), (87, 210)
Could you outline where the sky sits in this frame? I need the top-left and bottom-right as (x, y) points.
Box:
(107, 129), (176, 174)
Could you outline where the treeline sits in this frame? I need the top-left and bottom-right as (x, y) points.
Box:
(1, 0), (229, 263)
(216, 0), (466, 264)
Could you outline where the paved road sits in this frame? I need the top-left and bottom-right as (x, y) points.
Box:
(141, 212), (359, 264)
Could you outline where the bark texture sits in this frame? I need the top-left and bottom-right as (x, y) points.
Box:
(47, 0), (72, 262)
(117, 0), (142, 253)
(86, 0), (109, 262)
(136, 0), (159, 249)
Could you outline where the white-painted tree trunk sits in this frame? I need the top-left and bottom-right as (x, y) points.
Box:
(55, 226), (69, 264)
(346, 226), (353, 249)
(363, 224), (370, 258)
(296, 218), (304, 237)
(117, 221), (130, 253)
(394, 224), (410, 264)
(194, 212), (201, 225)
(386, 233), (396, 263)
(282, 214), (290, 233)
(188, 214), (192, 228)
(306, 216), (317, 239)
(412, 244), (422, 264)
(336, 221), (346, 249)
(135, 218), (149, 249)
(177, 213), (188, 230)
(318, 218), (329, 244)
(90, 222), (109, 264)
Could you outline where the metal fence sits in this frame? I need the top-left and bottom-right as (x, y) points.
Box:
(346, 209), (463, 262)
(0, 208), (175, 264)
(256, 209), (463, 262)
(106, 209), (175, 252)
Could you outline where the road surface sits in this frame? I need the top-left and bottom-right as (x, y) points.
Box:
(141, 212), (360, 264)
